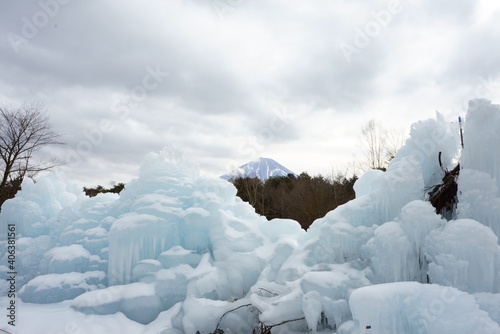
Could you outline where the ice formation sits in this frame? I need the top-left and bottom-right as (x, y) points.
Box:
(1, 99), (500, 333)
(18, 271), (106, 303)
(349, 282), (499, 334)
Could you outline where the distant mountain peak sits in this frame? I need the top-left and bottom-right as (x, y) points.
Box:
(222, 157), (296, 181)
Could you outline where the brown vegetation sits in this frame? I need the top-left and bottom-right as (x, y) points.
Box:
(83, 183), (125, 197)
(232, 173), (357, 230)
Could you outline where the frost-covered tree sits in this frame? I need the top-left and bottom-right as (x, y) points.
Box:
(0, 102), (61, 209)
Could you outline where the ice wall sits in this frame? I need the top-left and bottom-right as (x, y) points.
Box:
(0, 173), (81, 237)
(394, 111), (460, 189)
(0, 172), (117, 296)
(105, 149), (276, 292)
(71, 149), (309, 326)
(457, 99), (500, 238)
(461, 99), (500, 195)
(426, 219), (498, 293)
(362, 201), (443, 284)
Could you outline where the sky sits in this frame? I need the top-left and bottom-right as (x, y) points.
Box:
(1, 0), (500, 187)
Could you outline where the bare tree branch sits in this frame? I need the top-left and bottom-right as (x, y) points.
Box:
(214, 303), (253, 332)
(356, 119), (407, 172)
(0, 101), (62, 209)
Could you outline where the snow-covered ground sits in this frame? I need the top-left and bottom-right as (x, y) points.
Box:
(1, 99), (499, 333)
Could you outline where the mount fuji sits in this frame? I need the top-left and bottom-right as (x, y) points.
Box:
(221, 157), (296, 181)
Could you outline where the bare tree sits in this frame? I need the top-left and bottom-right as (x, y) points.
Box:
(0, 101), (61, 208)
(356, 119), (406, 172)
(385, 127), (407, 161)
(358, 119), (387, 171)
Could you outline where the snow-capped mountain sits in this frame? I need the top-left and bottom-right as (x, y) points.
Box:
(221, 157), (296, 181)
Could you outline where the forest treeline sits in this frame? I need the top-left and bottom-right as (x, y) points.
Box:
(231, 173), (357, 230)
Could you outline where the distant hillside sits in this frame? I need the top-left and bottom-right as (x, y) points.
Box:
(221, 157), (296, 181)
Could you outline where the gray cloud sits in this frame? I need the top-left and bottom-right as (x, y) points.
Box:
(1, 0), (499, 186)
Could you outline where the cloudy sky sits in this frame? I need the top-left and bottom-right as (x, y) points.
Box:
(1, 0), (500, 187)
